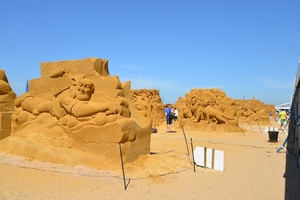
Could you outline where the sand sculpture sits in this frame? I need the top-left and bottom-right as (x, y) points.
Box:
(131, 89), (165, 127)
(0, 70), (16, 139)
(0, 58), (152, 165)
(235, 99), (274, 124)
(174, 88), (271, 131)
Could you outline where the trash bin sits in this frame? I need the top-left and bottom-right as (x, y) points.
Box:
(268, 131), (279, 143)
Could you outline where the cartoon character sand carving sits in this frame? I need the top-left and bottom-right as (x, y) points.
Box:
(4, 58), (152, 164)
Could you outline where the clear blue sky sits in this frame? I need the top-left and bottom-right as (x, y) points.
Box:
(0, 0), (299, 105)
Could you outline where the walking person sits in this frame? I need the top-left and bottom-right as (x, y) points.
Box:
(279, 109), (287, 130)
(164, 105), (173, 133)
(284, 113), (290, 130)
(269, 110), (273, 121)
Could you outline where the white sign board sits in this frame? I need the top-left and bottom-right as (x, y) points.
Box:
(194, 146), (224, 171)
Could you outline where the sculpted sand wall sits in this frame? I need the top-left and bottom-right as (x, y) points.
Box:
(0, 70), (16, 139)
(0, 58), (152, 165)
(174, 88), (272, 132)
(235, 99), (274, 124)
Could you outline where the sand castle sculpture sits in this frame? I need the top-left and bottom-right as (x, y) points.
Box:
(174, 88), (271, 131)
(131, 89), (165, 127)
(0, 58), (152, 165)
(0, 70), (16, 139)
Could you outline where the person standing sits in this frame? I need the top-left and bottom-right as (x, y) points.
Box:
(285, 113), (290, 130)
(279, 109), (287, 129)
(173, 107), (178, 123)
(269, 110), (273, 121)
(164, 105), (172, 133)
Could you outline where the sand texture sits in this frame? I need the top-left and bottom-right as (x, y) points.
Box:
(1, 121), (298, 200)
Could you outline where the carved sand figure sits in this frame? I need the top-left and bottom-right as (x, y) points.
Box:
(130, 89), (165, 126)
(0, 69), (16, 139)
(181, 95), (202, 120)
(1, 58), (152, 165)
(201, 101), (239, 126)
(191, 98), (207, 123)
(174, 88), (270, 131)
(236, 100), (270, 124)
(131, 90), (149, 117)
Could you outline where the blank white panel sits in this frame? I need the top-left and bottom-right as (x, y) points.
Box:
(194, 146), (224, 171)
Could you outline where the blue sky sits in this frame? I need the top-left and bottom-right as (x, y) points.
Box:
(0, 0), (299, 105)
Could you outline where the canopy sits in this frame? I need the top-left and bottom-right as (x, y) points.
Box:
(275, 102), (291, 110)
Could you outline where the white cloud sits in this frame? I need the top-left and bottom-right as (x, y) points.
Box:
(120, 65), (146, 71)
(251, 76), (293, 89)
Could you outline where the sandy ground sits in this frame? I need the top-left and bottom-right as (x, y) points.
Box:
(0, 121), (293, 200)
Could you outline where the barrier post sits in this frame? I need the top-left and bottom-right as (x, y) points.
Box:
(119, 143), (128, 190)
(190, 138), (196, 172)
(181, 125), (190, 155)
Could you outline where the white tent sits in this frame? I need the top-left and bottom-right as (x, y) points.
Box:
(275, 102), (291, 110)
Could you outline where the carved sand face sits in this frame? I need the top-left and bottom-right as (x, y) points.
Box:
(191, 96), (197, 105)
(76, 79), (94, 101)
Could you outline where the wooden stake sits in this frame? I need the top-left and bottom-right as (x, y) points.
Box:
(190, 138), (196, 172)
(181, 125), (190, 155)
(256, 120), (262, 134)
(119, 143), (129, 190)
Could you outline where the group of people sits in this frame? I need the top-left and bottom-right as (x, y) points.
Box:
(164, 105), (178, 133)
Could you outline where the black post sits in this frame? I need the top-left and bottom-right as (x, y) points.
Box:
(181, 125), (190, 155)
(190, 138), (196, 172)
(119, 143), (127, 190)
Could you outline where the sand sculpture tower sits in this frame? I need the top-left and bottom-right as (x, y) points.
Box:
(131, 89), (165, 127)
(0, 69), (16, 139)
(3, 58), (152, 164)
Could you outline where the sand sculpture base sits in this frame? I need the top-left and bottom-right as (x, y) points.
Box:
(177, 120), (242, 132)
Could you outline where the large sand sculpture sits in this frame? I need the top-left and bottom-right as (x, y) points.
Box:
(174, 88), (272, 131)
(0, 58), (152, 166)
(235, 99), (275, 123)
(0, 70), (16, 139)
(129, 88), (274, 132)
